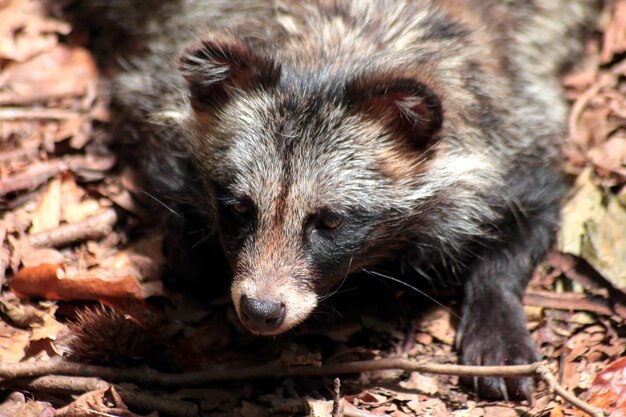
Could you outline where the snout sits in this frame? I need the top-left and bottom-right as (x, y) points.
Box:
(231, 276), (318, 336)
(239, 295), (286, 333)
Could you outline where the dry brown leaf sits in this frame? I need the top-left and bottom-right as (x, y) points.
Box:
(0, 392), (31, 417)
(559, 168), (605, 255)
(100, 235), (166, 282)
(601, 0), (626, 64)
(345, 390), (389, 407)
(20, 246), (65, 267)
(0, 0), (70, 62)
(9, 264), (145, 309)
(11, 398), (55, 417)
(418, 398), (449, 417)
(30, 307), (65, 343)
(52, 115), (83, 142)
(576, 106), (613, 148)
(581, 197), (626, 290)
(399, 372), (440, 395)
(0, 291), (57, 329)
(29, 176), (62, 234)
(587, 357), (626, 417)
(418, 306), (455, 345)
(550, 404), (564, 417)
(306, 399), (334, 417)
(588, 134), (626, 178)
(0, 320), (30, 362)
(0, 45), (97, 105)
(57, 385), (155, 417)
(563, 69), (597, 92)
(60, 174), (102, 223)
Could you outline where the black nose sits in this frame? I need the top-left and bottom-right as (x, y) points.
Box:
(240, 295), (286, 333)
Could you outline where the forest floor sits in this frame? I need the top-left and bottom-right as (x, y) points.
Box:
(0, 0), (625, 416)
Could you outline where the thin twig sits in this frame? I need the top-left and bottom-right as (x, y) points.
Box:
(1, 375), (198, 417)
(332, 377), (342, 417)
(537, 364), (606, 417)
(0, 145), (40, 163)
(0, 160), (66, 196)
(0, 107), (82, 120)
(0, 357), (541, 384)
(0, 155), (115, 197)
(0, 357), (607, 416)
(28, 208), (118, 248)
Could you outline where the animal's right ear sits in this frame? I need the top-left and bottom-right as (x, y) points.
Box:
(345, 73), (443, 149)
(178, 35), (280, 109)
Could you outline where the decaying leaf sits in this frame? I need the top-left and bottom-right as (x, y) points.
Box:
(60, 174), (102, 223)
(559, 168), (606, 256)
(0, 320), (30, 363)
(587, 357), (626, 416)
(601, 0), (626, 64)
(57, 385), (156, 417)
(306, 399), (333, 417)
(399, 371), (440, 395)
(581, 197), (626, 289)
(0, 0), (70, 62)
(0, 44), (97, 105)
(20, 246), (65, 267)
(0, 393), (55, 417)
(9, 263), (145, 309)
(558, 169), (626, 289)
(418, 306), (455, 345)
(29, 176), (62, 234)
(587, 134), (626, 178)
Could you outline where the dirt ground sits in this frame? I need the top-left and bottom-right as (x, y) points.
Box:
(0, 1), (625, 416)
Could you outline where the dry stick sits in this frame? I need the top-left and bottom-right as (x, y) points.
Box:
(0, 155), (115, 197)
(1, 375), (198, 417)
(0, 358), (606, 417)
(332, 377), (342, 417)
(0, 107), (82, 120)
(28, 208), (118, 248)
(0, 161), (66, 196)
(0, 145), (40, 163)
(0, 357), (542, 384)
(537, 364), (604, 417)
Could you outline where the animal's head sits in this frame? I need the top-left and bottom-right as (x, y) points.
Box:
(170, 33), (491, 335)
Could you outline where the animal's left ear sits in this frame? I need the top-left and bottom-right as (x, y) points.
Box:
(345, 74), (443, 148)
(178, 34), (280, 110)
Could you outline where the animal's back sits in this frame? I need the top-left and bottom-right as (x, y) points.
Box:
(75, 0), (594, 134)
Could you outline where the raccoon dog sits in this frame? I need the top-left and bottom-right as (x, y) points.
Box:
(68, 0), (597, 400)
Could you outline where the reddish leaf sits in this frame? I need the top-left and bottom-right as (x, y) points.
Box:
(9, 264), (145, 310)
(587, 357), (626, 417)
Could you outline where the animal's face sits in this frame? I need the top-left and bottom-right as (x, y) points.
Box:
(208, 97), (402, 334)
(174, 34), (450, 335)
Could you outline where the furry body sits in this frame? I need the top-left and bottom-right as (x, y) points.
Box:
(68, 0), (597, 400)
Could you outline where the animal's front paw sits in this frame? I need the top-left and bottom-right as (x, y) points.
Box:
(458, 315), (539, 401)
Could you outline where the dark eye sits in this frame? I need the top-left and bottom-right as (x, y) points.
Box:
(231, 199), (253, 217)
(232, 201), (250, 215)
(317, 212), (342, 230)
